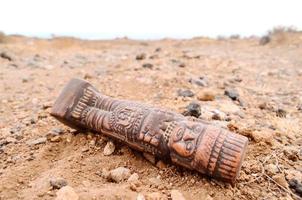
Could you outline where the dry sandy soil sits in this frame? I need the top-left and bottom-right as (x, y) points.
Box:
(0, 32), (301, 200)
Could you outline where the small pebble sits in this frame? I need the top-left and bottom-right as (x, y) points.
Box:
(103, 140), (115, 156)
(275, 108), (287, 118)
(142, 63), (153, 69)
(197, 91), (215, 101)
(177, 89), (194, 97)
(55, 186), (79, 200)
(189, 77), (208, 87)
(183, 102), (201, 118)
(224, 88), (239, 101)
(127, 173), (139, 183)
(288, 179), (302, 196)
(109, 167), (131, 183)
(0, 51), (14, 61)
(259, 35), (270, 45)
(50, 136), (61, 142)
(136, 53), (146, 60)
(50, 178), (68, 189)
(26, 137), (47, 146)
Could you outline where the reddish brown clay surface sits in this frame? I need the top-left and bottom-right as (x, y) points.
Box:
(0, 33), (302, 199)
(51, 78), (248, 184)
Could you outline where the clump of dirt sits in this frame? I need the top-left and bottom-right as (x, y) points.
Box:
(0, 34), (301, 199)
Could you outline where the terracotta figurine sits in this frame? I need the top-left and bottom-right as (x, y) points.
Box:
(51, 78), (248, 184)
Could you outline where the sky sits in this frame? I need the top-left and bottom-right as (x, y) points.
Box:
(0, 0), (301, 40)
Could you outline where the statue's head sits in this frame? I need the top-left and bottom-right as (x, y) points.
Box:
(168, 121), (202, 158)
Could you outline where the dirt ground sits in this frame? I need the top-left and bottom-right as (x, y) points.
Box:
(0, 32), (301, 200)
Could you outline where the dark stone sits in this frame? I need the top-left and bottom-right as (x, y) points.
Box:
(259, 35), (271, 45)
(0, 52), (14, 61)
(183, 102), (201, 118)
(276, 108), (286, 118)
(178, 63), (186, 68)
(177, 89), (194, 97)
(136, 53), (146, 60)
(288, 178), (302, 196)
(142, 63), (153, 69)
(224, 88), (239, 101)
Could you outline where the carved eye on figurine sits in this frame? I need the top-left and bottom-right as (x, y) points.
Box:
(174, 128), (184, 142)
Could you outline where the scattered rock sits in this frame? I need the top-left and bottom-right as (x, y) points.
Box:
(288, 179), (302, 196)
(189, 77), (208, 87)
(136, 193), (146, 200)
(297, 104), (302, 111)
(127, 173), (139, 183)
(156, 160), (166, 169)
(47, 127), (64, 137)
(136, 53), (146, 60)
(250, 130), (273, 145)
(275, 108), (287, 118)
(265, 164), (279, 176)
(149, 55), (159, 59)
(183, 102), (201, 118)
(142, 63), (153, 69)
(211, 109), (226, 121)
(103, 140), (115, 156)
(109, 167), (131, 183)
(177, 89), (194, 97)
(272, 174), (288, 188)
(178, 63), (186, 68)
(99, 168), (110, 179)
(258, 102), (275, 111)
(0, 51), (14, 61)
(259, 35), (271, 45)
(155, 48), (161, 52)
(224, 88), (239, 101)
(283, 146), (301, 161)
(143, 152), (156, 164)
(171, 59), (186, 67)
(83, 73), (93, 80)
(55, 186), (79, 200)
(50, 136), (61, 142)
(50, 178), (68, 189)
(22, 77), (30, 83)
(170, 190), (186, 200)
(26, 137), (47, 146)
(197, 91), (215, 101)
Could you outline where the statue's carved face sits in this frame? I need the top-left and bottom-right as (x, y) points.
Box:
(170, 122), (200, 157)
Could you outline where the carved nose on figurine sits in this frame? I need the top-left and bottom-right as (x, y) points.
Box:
(183, 131), (195, 141)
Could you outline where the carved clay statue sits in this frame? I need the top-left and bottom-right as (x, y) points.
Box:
(51, 78), (248, 184)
